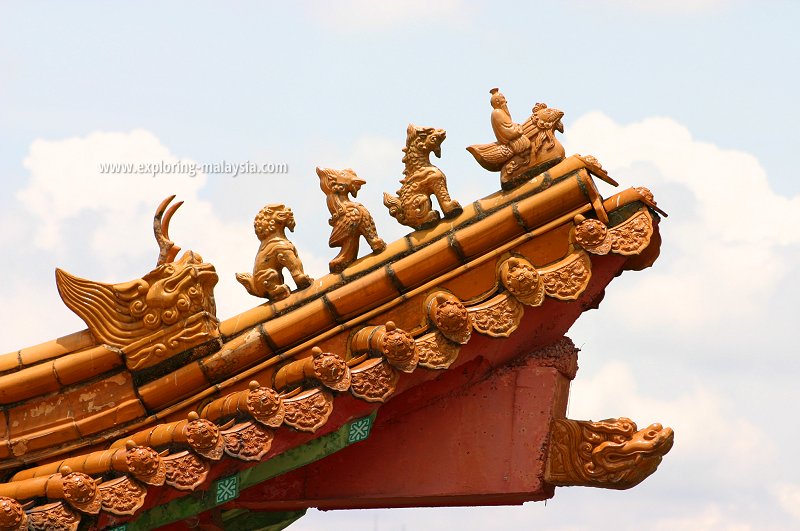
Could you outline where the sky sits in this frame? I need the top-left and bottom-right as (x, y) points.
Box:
(1, 1), (799, 529)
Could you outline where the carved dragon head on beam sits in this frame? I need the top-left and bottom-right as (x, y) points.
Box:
(545, 417), (674, 490)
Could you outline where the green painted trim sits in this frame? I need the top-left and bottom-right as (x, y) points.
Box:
(239, 412), (374, 490)
(122, 412), (376, 531)
(221, 508), (306, 531)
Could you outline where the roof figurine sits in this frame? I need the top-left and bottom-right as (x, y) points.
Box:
(236, 203), (313, 301)
(55, 195), (220, 371)
(317, 166), (386, 273)
(468, 87), (566, 189)
(383, 124), (462, 230)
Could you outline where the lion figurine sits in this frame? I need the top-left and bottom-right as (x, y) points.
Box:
(236, 204), (313, 301)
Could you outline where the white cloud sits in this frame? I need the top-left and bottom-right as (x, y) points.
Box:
(774, 482), (800, 522)
(567, 361), (775, 481)
(12, 130), (278, 323)
(0, 280), (84, 353)
(18, 130), (205, 254)
(563, 113), (800, 329)
(565, 113), (800, 246)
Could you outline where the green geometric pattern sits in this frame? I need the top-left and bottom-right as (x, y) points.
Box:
(215, 475), (239, 505)
(124, 411), (377, 530)
(347, 416), (373, 443)
(108, 526), (127, 531)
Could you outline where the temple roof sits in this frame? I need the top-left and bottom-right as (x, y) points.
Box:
(0, 92), (672, 531)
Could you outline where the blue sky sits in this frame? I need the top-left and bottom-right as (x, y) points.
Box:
(1, 2), (799, 529)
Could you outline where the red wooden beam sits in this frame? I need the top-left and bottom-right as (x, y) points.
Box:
(229, 344), (575, 510)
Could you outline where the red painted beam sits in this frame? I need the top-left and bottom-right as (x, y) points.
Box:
(229, 342), (576, 511)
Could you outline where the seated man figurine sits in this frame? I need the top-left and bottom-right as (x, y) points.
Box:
(468, 88), (565, 190)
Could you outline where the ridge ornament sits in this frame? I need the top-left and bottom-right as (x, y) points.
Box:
(236, 203), (313, 301)
(468, 87), (566, 190)
(317, 166), (386, 273)
(55, 196), (220, 370)
(383, 124), (462, 229)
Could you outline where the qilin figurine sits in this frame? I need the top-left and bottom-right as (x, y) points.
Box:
(468, 87), (566, 190)
(317, 167), (386, 273)
(236, 204), (313, 301)
(383, 124), (462, 230)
